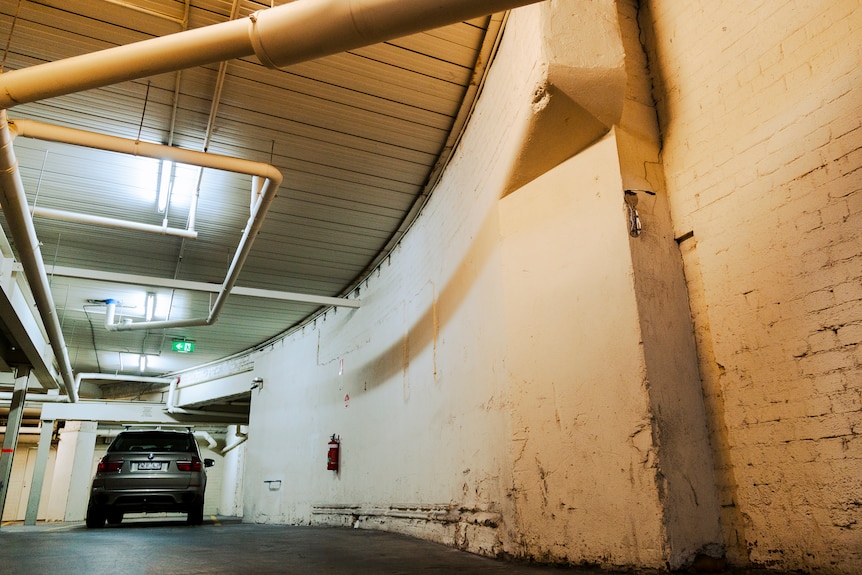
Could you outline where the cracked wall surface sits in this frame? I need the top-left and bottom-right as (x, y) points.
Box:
(499, 137), (668, 569)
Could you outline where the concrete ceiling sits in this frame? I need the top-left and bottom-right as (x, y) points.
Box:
(0, 0), (509, 403)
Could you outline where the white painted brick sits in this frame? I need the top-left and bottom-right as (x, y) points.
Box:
(846, 190), (862, 215)
(644, 0), (862, 567)
(830, 389), (862, 415)
(803, 289), (837, 312)
(833, 282), (862, 307)
(829, 237), (861, 263)
(815, 436), (854, 462)
(836, 323), (862, 346)
(806, 329), (840, 354)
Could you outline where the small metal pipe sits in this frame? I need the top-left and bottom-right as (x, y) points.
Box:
(31, 206), (199, 239)
(221, 435), (248, 454)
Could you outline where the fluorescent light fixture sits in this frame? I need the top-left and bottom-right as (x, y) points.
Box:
(157, 160), (173, 213)
(145, 292), (155, 321)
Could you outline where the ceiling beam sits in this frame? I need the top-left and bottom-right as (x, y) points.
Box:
(0, 264), (60, 389)
(41, 400), (249, 425)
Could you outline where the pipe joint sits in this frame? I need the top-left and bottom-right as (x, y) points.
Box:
(248, 12), (279, 70)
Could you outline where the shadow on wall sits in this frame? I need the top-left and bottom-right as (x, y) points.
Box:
(318, 204), (505, 399)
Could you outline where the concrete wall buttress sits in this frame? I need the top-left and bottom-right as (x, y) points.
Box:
(616, 0), (724, 568)
(500, 136), (667, 569)
(502, 0), (627, 195)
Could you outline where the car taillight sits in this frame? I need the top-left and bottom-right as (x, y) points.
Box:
(176, 456), (202, 472)
(97, 457), (123, 473)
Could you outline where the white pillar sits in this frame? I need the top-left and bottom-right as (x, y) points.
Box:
(219, 425), (246, 517)
(0, 369), (29, 525)
(23, 420), (54, 525)
(45, 421), (98, 522)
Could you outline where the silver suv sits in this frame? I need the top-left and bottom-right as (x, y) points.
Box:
(86, 429), (214, 527)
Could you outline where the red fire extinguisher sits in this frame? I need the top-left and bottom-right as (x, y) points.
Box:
(327, 434), (340, 471)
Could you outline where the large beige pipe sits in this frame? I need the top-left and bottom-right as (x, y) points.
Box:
(8, 119), (282, 179)
(0, 0), (543, 109)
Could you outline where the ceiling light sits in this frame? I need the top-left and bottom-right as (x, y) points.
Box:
(157, 160), (174, 213)
(145, 292), (155, 321)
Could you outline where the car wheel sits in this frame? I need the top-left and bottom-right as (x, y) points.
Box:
(187, 502), (204, 525)
(106, 511), (123, 525)
(86, 503), (106, 528)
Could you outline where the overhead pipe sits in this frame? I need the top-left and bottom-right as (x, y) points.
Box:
(0, 426), (43, 434)
(8, 119), (282, 182)
(0, 0), (544, 109)
(222, 424), (248, 455)
(221, 434), (248, 455)
(8, 117), (283, 333)
(29, 206), (199, 240)
(0, 0), (543, 395)
(8, 117), (284, 243)
(0, 112), (78, 402)
(195, 430), (218, 450)
(0, 392), (68, 403)
(102, 166), (280, 333)
(29, 264), (361, 308)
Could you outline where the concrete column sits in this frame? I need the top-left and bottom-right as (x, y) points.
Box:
(0, 368), (29, 527)
(45, 421), (98, 522)
(23, 420), (54, 525)
(219, 425), (246, 517)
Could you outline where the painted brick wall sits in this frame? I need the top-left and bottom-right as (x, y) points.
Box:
(641, 0), (862, 571)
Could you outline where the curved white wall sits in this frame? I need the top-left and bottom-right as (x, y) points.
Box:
(244, 3), (544, 546)
(243, 1), (720, 570)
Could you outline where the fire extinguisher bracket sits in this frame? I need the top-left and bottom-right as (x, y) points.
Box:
(327, 434), (340, 472)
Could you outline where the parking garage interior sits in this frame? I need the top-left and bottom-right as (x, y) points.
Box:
(1, 1), (861, 574)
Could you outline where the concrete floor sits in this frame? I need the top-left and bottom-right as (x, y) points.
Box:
(0, 516), (785, 574)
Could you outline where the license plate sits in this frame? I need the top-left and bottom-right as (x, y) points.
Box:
(137, 461), (162, 470)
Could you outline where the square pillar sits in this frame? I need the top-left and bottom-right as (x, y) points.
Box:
(45, 421), (98, 522)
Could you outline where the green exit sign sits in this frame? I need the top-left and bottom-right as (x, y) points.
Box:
(171, 340), (195, 353)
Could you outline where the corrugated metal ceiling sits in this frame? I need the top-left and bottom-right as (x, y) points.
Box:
(0, 0), (506, 390)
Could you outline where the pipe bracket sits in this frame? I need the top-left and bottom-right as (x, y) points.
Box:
(248, 13), (279, 70)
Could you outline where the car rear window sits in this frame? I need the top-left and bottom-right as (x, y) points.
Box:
(109, 432), (195, 453)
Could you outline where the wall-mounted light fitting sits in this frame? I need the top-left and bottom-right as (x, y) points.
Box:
(624, 190), (641, 237)
(623, 189), (655, 238)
